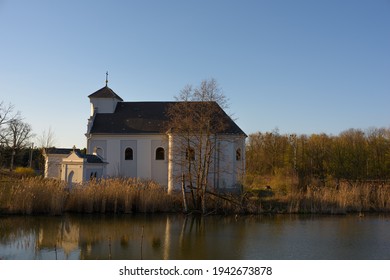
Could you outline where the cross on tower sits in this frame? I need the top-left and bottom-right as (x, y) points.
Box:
(105, 71), (109, 86)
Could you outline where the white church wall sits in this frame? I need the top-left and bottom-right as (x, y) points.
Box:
(61, 163), (84, 184)
(86, 132), (244, 192)
(167, 134), (244, 193)
(105, 138), (121, 176)
(234, 136), (246, 188)
(44, 154), (68, 179)
(120, 139), (137, 177)
(151, 139), (168, 187)
(90, 97), (119, 115)
(216, 138), (234, 189)
(88, 139), (107, 159)
(136, 137), (152, 179)
(88, 136), (118, 176)
(216, 136), (245, 191)
(88, 134), (168, 181)
(85, 164), (105, 180)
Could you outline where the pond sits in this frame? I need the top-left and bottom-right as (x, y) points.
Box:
(1, 214), (389, 260)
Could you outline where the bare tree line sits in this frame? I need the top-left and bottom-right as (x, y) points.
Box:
(0, 102), (35, 170)
(246, 128), (390, 188)
(0, 99), (58, 169)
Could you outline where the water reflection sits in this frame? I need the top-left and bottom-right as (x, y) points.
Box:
(0, 214), (389, 260)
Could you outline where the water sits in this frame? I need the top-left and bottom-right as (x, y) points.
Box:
(1, 214), (389, 260)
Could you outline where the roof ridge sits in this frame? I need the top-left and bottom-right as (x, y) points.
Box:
(88, 86), (123, 101)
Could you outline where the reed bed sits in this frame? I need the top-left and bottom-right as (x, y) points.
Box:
(253, 181), (390, 214)
(1, 177), (389, 215)
(0, 177), (181, 215)
(0, 177), (66, 215)
(286, 182), (390, 214)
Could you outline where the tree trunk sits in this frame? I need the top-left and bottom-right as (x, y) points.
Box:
(181, 173), (188, 213)
(10, 149), (15, 171)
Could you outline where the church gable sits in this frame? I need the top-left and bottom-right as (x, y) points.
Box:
(63, 151), (84, 163)
(62, 151), (105, 164)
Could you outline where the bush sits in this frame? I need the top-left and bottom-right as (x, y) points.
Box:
(14, 167), (36, 177)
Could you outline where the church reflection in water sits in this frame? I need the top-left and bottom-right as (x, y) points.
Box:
(1, 214), (248, 260)
(2, 214), (390, 260)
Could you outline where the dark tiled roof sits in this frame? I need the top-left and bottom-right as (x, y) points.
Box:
(88, 86), (123, 101)
(44, 148), (80, 155)
(89, 101), (246, 135)
(75, 151), (105, 163)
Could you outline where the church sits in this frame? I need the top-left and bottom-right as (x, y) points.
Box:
(44, 81), (246, 193)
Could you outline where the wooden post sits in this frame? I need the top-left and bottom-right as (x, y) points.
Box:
(140, 226), (144, 260)
(181, 173), (188, 213)
(108, 237), (112, 260)
(54, 244), (58, 260)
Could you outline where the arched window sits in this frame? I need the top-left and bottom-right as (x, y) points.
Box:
(125, 147), (133, 160)
(186, 147), (195, 161)
(94, 147), (104, 158)
(236, 148), (242, 161)
(155, 147), (165, 160)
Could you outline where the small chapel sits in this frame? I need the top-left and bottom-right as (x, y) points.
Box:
(44, 79), (246, 193)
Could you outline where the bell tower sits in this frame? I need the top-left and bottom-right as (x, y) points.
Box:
(86, 72), (123, 133)
(88, 72), (123, 116)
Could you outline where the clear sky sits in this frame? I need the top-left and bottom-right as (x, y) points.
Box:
(1, 0), (389, 148)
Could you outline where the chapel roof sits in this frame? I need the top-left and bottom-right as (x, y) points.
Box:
(88, 86), (123, 101)
(74, 151), (105, 164)
(89, 101), (246, 135)
(44, 148), (81, 155)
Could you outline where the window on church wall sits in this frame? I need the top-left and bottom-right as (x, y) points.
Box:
(94, 147), (104, 158)
(89, 171), (98, 180)
(155, 147), (165, 160)
(186, 147), (195, 161)
(125, 147), (133, 160)
(236, 148), (242, 161)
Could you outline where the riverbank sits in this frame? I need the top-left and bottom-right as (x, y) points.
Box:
(0, 176), (389, 215)
(248, 182), (390, 214)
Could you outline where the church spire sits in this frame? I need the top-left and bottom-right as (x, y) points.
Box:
(105, 71), (109, 87)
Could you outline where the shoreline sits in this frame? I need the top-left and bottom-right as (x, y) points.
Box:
(1, 177), (390, 216)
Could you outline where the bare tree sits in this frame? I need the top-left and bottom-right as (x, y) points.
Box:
(167, 78), (230, 214)
(0, 101), (20, 145)
(37, 126), (56, 148)
(4, 118), (34, 170)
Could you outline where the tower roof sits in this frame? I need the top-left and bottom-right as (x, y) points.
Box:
(88, 86), (123, 101)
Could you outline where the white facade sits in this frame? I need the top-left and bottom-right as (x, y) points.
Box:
(44, 84), (246, 191)
(86, 134), (168, 186)
(90, 97), (119, 115)
(60, 151), (107, 184)
(166, 134), (246, 193)
(44, 148), (107, 184)
(43, 152), (69, 179)
(86, 132), (245, 192)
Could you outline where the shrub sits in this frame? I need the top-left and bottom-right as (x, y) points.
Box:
(14, 167), (36, 177)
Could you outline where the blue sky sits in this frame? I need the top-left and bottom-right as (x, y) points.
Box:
(1, 0), (389, 148)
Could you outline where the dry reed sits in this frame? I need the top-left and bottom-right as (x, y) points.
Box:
(0, 177), (66, 215)
(0, 177), (181, 215)
(257, 181), (390, 214)
(1, 177), (389, 215)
